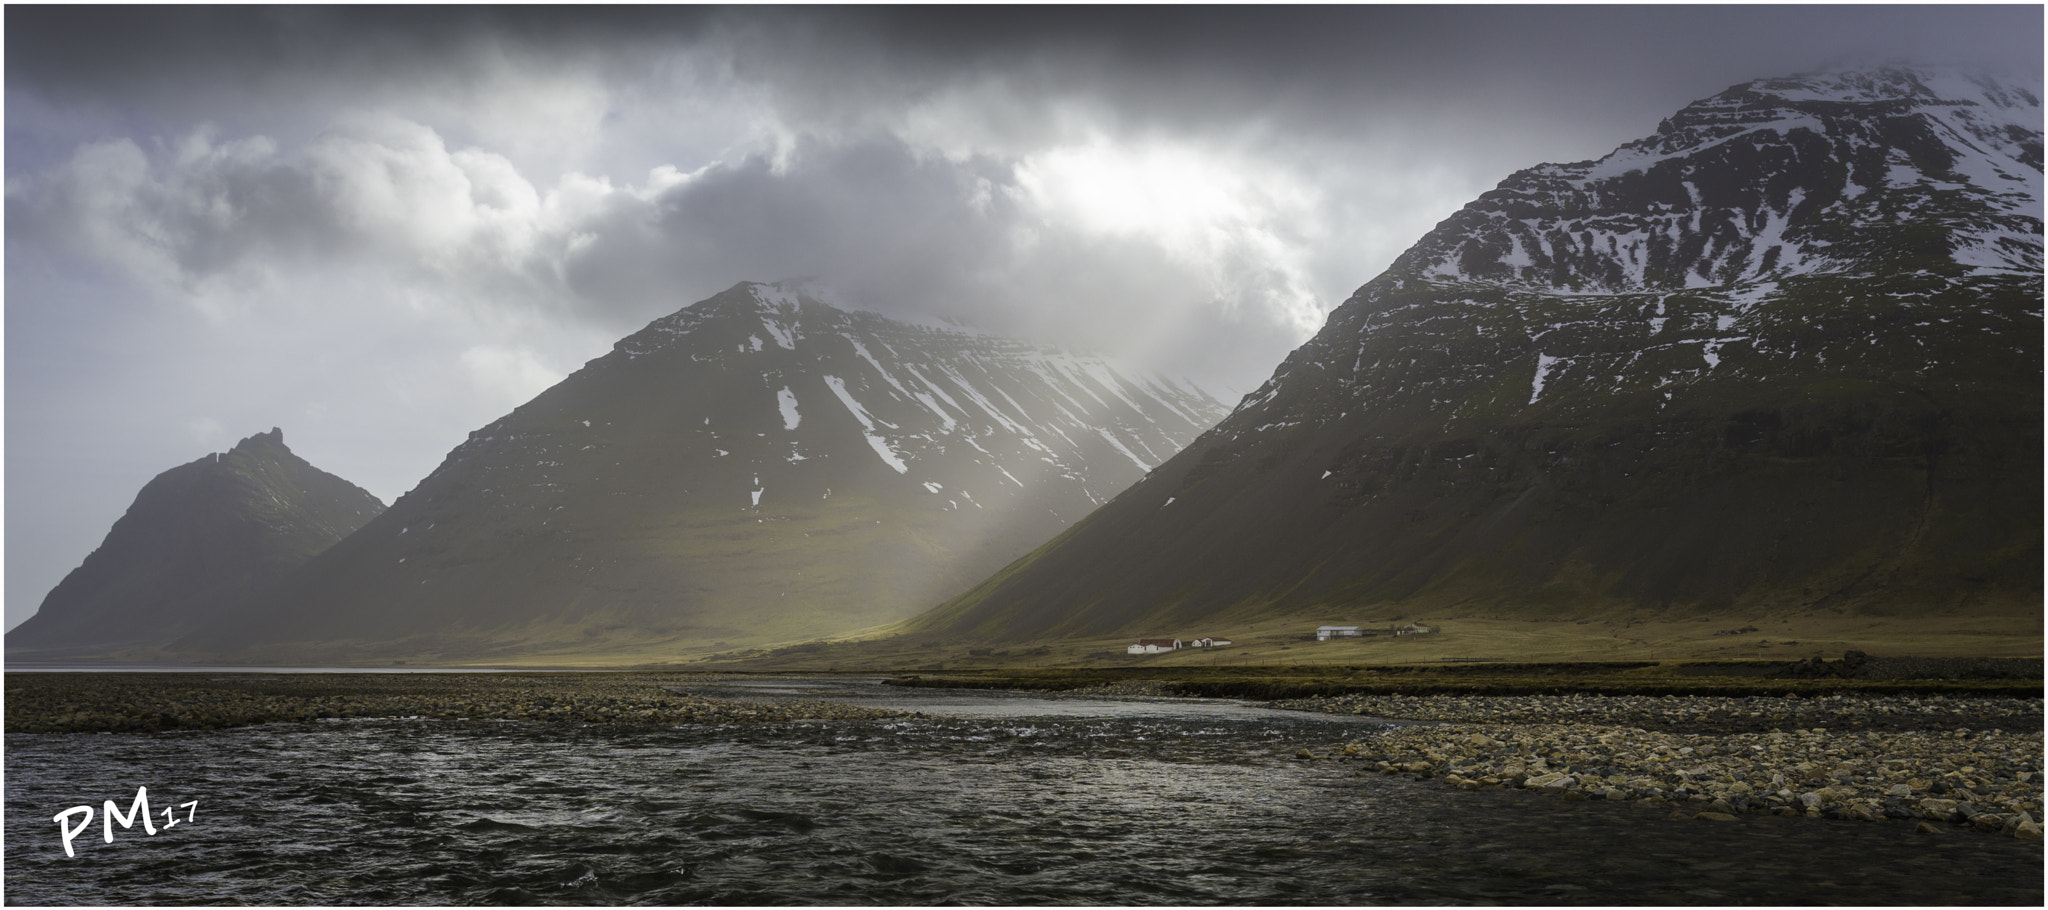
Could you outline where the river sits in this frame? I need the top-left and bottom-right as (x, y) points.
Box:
(5, 676), (2039, 905)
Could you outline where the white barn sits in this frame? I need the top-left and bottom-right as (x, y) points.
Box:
(1127, 638), (1181, 654)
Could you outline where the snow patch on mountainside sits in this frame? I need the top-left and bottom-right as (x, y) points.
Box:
(823, 374), (910, 474)
(591, 280), (1226, 514)
(1529, 353), (1559, 404)
(1585, 112), (1826, 181)
(777, 387), (801, 430)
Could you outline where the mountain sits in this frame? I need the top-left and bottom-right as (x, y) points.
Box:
(6, 429), (385, 656)
(911, 66), (2043, 642)
(182, 282), (1225, 662)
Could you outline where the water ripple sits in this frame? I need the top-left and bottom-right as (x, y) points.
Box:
(6, 680), (2042, 905)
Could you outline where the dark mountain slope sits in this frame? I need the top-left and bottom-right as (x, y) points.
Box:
(183, 283), (1224, 662)
(7, 429), (385, 655)
(912, 66), (2042, 641)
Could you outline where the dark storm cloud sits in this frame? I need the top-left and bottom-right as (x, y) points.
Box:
(14, 7), (2038, 231)
(18, 6), (2037, 146)
(6, 6), (714, 98)
(11, 5), (2038, 354)
(561, 136), (1011, 315)
(706, 5), (2045, 160)
(549, 133), (1298, 384)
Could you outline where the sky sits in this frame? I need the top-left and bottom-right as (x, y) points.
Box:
(6, 5), (2041, 632)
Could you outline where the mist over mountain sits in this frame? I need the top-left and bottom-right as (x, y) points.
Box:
(912, 66), (2043, 642)
(180, 282), (1225, 662)
(6, 429), (385, 656)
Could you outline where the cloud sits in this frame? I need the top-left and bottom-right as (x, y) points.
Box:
(11, 116), (553, 319)
(459, 344), (565, 404)
(11, 113), (1341, 391)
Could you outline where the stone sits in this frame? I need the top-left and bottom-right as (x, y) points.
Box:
(1915, 821), (1945, 835)
(1697, 812), (1739, 822)
(2002, 811), (2036, 836)
(1888, 784), (1913, 798)
(1524, 772), (1569, 789)
(1918, 798), (1958, 820)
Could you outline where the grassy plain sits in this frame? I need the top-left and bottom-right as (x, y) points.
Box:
(88, 601), (2033, 675)
(654, 605), (2042, 674)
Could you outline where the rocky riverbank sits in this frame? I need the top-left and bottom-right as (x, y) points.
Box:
(4, 672), (905, 733)
(1278, 693), (2044, 840)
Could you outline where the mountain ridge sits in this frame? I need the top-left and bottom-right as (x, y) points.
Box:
(907, 65), (2043, 643)
(178, 282), (1226, 662)
(6, 428), (387, 656)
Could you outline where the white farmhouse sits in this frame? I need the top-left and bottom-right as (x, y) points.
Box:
(1127, 638), (1181, 654)
(1315, 625), (1364, 641)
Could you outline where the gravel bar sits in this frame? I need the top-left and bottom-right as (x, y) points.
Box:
(1278, 692), (2044, 840)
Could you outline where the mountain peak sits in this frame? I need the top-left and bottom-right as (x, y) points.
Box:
(232, 427), (286, 454)
(8, 429), (384, 656)
(1733, 64), (2040, 109)
(1386, 63), (2041, 299)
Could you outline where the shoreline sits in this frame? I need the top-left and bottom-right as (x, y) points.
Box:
(2, 672), (903, 732)
(1278, 692), (2044, 841)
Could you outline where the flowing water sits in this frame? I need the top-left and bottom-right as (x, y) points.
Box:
(5, 677), (2039, 905)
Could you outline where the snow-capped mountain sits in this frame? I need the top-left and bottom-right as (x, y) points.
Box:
(1398, 66), (2039, 291)
(912, 65), (2043, 641)
(183, 282), (1225, 661)
(8, 429), (385, 656)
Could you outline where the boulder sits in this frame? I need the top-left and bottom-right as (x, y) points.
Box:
(1918, 798), (1959, 821)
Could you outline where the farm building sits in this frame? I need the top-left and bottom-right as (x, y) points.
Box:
(1127, 638), (1181, 654)
(1315, 625), (1363, 641)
